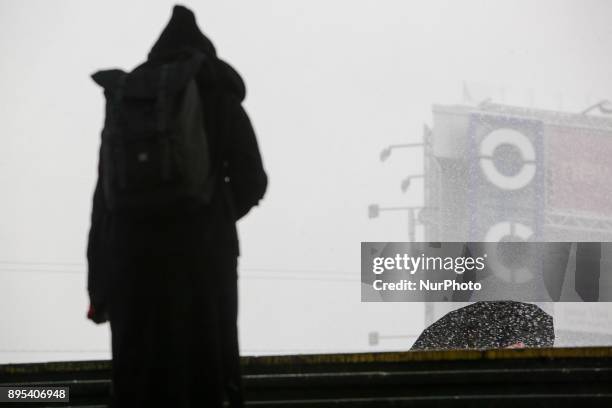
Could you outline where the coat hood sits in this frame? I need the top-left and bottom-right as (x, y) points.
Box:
(148, 5), (246, 101)
(148, 5), (216, 59)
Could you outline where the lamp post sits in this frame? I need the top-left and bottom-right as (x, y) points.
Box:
(368, 204), (422, 242)
(400, 175), (424, 192)
(371, 126), (437, 333)
(373, 133), (430, 241)
(379, 142), (424, 162)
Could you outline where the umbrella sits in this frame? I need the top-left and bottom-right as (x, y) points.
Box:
(411, 301), (554, 351)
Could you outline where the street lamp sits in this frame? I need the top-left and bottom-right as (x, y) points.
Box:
(400, 175), (424, 192)
(374, 127), (431, 240)
(368, 204), (423, 242)
(379, 142), (424, 162)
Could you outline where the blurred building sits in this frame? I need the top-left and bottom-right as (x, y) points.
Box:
(421, 102), (612, 346)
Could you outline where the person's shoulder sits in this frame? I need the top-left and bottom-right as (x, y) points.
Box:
(213, 58), (246, 102)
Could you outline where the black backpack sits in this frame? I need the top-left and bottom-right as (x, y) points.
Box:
(92, 52), (215, 214)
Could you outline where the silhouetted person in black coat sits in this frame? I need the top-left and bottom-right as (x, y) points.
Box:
(87, 5), (267, 407)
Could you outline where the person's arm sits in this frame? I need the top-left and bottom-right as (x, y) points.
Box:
(86, 153), (110, 323)
(224, 97), (267, 220)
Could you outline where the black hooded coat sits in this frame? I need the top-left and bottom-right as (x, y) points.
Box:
(86, 5), (267, 407)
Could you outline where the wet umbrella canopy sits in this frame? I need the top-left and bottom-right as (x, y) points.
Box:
(411, 301), (554, 351)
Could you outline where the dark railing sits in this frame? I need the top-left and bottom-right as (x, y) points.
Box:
(1, 347), (611, 407)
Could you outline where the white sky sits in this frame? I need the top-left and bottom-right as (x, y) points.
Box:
(1, 0), (612, 363)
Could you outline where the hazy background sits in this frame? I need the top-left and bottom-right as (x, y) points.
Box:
(1, 0), (612, 363)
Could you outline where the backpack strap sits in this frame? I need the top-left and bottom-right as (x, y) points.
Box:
(157, 65), (169, 132)
(157, 65), (172, 181)
(197, 59), (224, 202)
(112, 74), (127, 134)
(112, 74), (129, 189)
